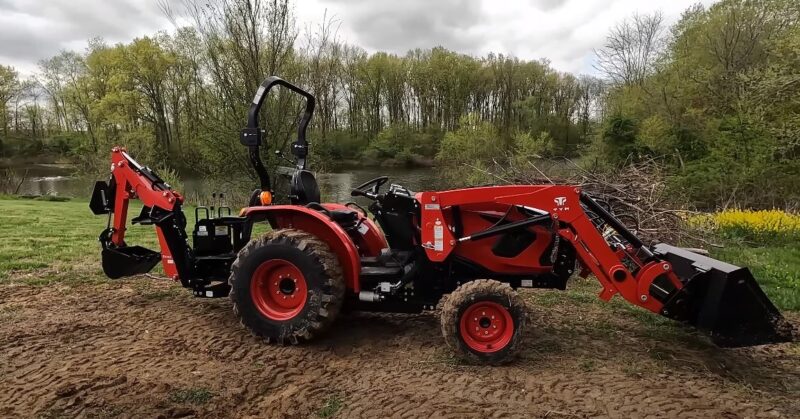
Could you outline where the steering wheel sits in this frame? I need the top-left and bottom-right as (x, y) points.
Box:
(351, 176), (389, 199)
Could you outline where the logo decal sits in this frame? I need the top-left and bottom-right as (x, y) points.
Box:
(554, 197), (567, 207)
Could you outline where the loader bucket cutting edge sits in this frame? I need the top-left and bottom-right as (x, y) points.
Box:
(654, 244), (794, 347)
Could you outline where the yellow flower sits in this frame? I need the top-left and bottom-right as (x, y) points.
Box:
(689, 209), (800, 243)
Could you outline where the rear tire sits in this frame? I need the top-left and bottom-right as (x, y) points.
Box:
(440, 279), (526, 365)
(229, 229), (345, 344)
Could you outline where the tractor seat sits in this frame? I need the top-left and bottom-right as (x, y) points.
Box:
(327, 208), (359, 231)
(329, 209), (358, 224)
(290, 169), (321, 205)
(291, 170), (359, 229)
(305, 203), (359, 230)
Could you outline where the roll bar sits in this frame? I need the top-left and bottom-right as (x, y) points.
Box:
(240, 76), (316, 191)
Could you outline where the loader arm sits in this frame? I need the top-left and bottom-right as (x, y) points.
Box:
(417, 185), (793, 347)
(419, 186), (679, 313)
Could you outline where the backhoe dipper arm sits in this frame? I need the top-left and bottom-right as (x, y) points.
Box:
(104, 147), (191, 281)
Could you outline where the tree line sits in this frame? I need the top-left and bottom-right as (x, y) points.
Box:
(436, 0), (799, 209)
(0, 0), (601, 179)
(1, 0), (797, 209)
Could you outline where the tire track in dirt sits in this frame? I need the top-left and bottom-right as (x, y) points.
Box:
(0, 280), (797, 418)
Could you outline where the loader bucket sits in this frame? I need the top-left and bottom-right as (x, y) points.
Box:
(654, 244), (793, 347)
(99, 229), (160, 279)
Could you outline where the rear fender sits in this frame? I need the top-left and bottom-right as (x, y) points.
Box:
(241, 205), (362, 292)
(321, 203), (388, 257)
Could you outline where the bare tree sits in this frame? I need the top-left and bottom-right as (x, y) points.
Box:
(594, 12), (666, 86)
(302, 9), (343, 138)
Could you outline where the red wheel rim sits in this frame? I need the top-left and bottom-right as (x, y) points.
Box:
(459, 301), (514, 353)
(250, 259), (308, 321)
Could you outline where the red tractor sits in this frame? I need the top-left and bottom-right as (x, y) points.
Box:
(90, 76), (792, 364)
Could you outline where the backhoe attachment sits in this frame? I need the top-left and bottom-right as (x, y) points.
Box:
(89, 149), (193, 283)
(91, 180), (161, 279)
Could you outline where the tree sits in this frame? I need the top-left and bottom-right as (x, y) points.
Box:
(596, 0), (800, 208)
(594, 12), (666, 86)
(0, 65), (21, 149)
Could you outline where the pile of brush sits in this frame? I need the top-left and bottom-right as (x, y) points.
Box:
(474, 157), (710, 247)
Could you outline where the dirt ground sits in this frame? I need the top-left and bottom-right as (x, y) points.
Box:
(1, 274), (798, 419)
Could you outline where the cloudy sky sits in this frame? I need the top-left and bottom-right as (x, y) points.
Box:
(0, 0), (717, 76)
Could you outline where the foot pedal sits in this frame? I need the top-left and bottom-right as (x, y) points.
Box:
(193, 281), (231, 298)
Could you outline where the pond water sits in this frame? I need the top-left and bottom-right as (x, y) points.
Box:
(6, 163), (440, 204)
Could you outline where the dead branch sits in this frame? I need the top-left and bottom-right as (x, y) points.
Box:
(481, 156), (710, 247)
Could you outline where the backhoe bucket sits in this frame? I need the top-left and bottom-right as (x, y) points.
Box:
(101, 246), (160, 279)
(99, 229), (160, 279)
(654, 244), (793, 347)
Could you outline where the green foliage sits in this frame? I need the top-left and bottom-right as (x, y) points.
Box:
(367, 124), (409, 158)
(511, 131), (554, 166)
(357, 124), (441, 166)
(436, 115), (503, 185)
(168, 387), (214, 405)
(637, 115), (672, 155)
(600, 115), (640, 162)
(594, 0), (800, 209)
(0, 64), (20, 149)
(315, 130), (369, 161)
(316, 393), (345, 418)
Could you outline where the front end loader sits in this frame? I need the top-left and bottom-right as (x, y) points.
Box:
(90, 75), (793, 364)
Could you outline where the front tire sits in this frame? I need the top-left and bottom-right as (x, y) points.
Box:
(440, 279), (527, 365)
(229, 229), (345, 344)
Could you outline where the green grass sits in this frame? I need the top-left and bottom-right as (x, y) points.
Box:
(712, 244), (800, 311)
(317, 393), (345, 418)
(0, 196), (159, 281)
(168, 387), (214, 405)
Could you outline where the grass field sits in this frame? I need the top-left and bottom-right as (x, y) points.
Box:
(0, 196), (160, 285)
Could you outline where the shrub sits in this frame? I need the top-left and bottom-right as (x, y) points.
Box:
(512, 130), (554, 164)
(436, 115), (503, 185)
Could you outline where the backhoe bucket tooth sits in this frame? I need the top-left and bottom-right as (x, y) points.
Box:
(99, 229), (160, 279)
(654, 244), (793, 347)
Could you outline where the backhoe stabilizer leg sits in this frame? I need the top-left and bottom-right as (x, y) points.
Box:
(654, 244), (794, 347)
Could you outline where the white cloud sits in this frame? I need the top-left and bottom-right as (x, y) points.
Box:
(310, 0), (719, 74)
(0, 0), (170, 74)
(0, 0), (720, 76)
